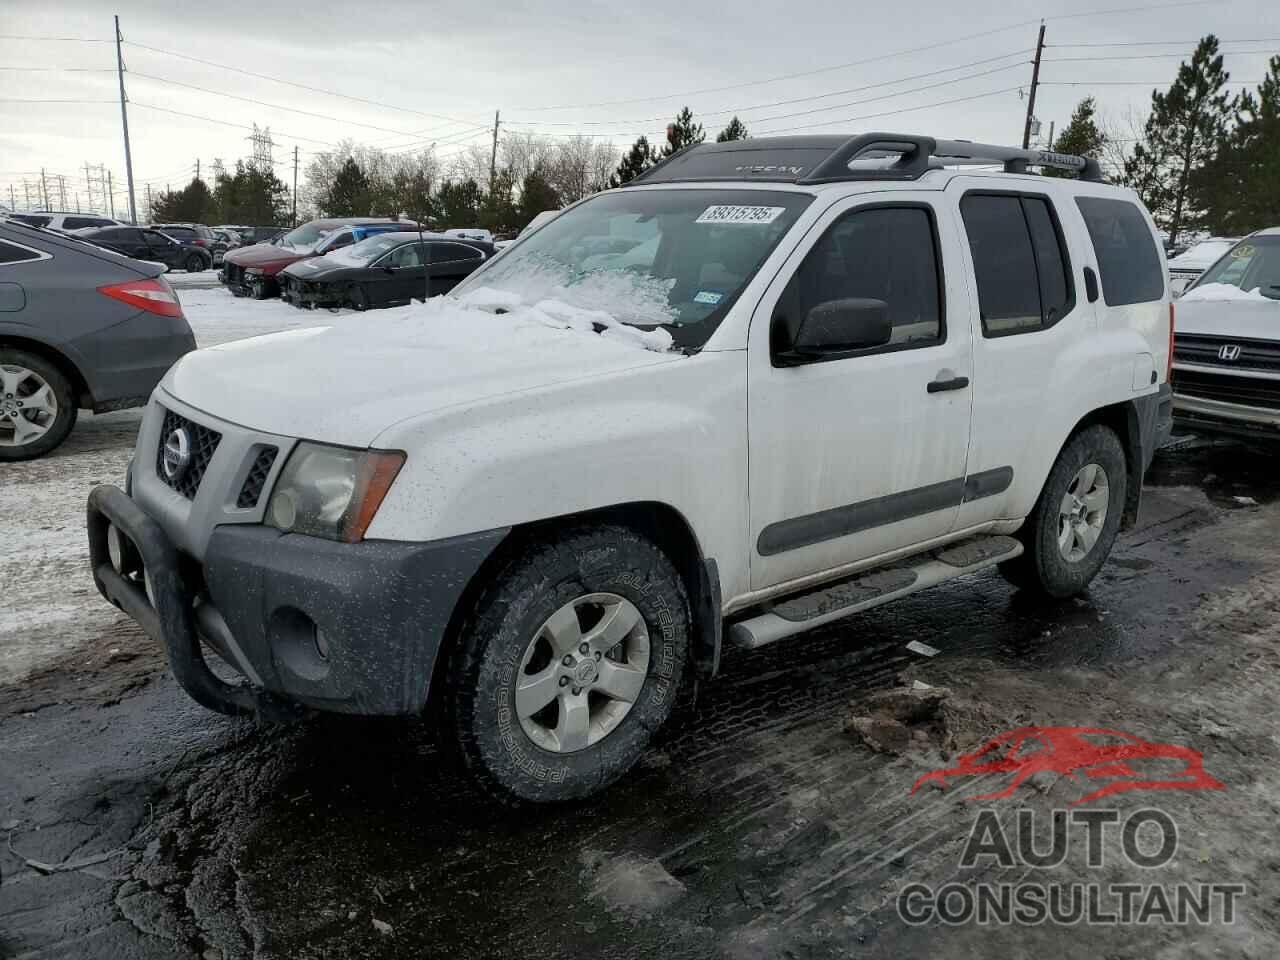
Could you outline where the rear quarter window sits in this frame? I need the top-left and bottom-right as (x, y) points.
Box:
(0, 239), (47, 265)
(1074, 197), (1164, 306)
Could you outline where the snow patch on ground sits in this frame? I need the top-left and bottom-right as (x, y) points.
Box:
(1180, 282), (1274, 302)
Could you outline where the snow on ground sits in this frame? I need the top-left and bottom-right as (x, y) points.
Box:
(0, 287), (340, 685)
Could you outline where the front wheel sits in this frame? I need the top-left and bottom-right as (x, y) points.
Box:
(1000, 424), (1127, 598)
(347, 283), (368, 311)
(444, 526), (690, 804)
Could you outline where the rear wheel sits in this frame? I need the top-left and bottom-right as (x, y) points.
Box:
(0, 349), (77, 461)
(999, 425), (1127, 598)
(185, 253), (205, 272)
(445, 526), (690, 804)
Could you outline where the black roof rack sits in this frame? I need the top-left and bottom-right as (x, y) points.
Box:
(626, 133), (1105, 186)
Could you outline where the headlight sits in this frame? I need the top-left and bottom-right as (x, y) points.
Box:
(266, 442), (405, 542)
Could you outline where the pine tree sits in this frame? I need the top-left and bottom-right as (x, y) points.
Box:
(1192, 55), (1280, 235)
(517, 169), (560, 229)
(609, 136), (656, 187)
(716, 116), (749, 142)
(151, 178), (212, 223)
(323, 159), (371, 217)
(1045, 98), (1107, 179)
(434, 179), (483, 227)
(1123, 35), (1237, 245)
(662, 107), (705, 157)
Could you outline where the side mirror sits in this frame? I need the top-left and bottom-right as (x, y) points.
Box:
(383, 265), (396, 274)
(775, 298), (892, 365)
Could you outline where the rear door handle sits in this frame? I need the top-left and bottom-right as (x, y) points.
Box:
(927, 376), (970, 394)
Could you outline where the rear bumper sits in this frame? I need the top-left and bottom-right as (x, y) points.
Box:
(87, 483), (508, 717)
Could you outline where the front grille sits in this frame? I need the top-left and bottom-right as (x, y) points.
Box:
(237, 446), (278, 508)
(1173, 369), (1280, 410)
(1174, 334), (1280, 373)
(155, 408), (222, 499)
(223, 263), (242, 286)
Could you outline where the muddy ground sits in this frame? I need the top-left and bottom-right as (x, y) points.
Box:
(3, 435), (1280, 959)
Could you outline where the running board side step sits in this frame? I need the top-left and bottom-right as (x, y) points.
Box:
(731, 535), (1023, 650)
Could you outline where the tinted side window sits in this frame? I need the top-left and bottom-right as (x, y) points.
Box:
(11, 215), (52, 228)
(1074, 197), (1164, 305)
(389, 243), (424, 267)
(1022, 197), (1072, 323)
(429, 242), (483, 264)
(163, 227), (195, 240)
(774, 205), (943, 355)
(0, 240), (44, 265)
(142, 230), (172, 245)
(960, 195), (1041, 334)
(62, 216), (105, 230)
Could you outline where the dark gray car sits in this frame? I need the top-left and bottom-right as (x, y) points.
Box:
(0, 218), (196, 460)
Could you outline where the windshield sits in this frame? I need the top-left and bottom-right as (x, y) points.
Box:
(1174, 240), (1234, 265)
(334, 233), (405, 264)
(452, 188), (813, 349)
(279, 222), (336, 252)
(1194, 236), (1280, 300)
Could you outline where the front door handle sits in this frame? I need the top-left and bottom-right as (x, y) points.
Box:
(927, 376), (970, 393)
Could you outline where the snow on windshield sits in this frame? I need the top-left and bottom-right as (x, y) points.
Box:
(479, 253), (678, 328)
(454, 286), (674, 352)
(1180, 282), (1273, 302)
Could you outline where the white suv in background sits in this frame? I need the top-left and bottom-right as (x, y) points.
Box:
(87, 133), (1172, 804)
(1171, 228), (1280, 439)
(9, 211), (129, 233)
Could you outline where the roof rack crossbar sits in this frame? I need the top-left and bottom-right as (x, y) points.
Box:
(621, 132), (1104, 187)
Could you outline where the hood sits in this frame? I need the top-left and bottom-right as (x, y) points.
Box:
(225, 242), (306, 271)
(1176, 288), (1280, 340)
(163, 289), (680, 447)
(281, 253), (364, 280)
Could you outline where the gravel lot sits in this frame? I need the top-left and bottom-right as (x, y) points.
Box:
(3, 285), (1279, 958)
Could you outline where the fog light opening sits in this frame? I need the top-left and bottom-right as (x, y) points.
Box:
(107, 524), (124, 572)
(314, 627), (331, 661)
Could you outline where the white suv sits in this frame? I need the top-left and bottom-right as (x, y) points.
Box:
(87, 134), (1173, 804)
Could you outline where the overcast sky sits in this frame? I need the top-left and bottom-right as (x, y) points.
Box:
(1, 0), (1276, 217)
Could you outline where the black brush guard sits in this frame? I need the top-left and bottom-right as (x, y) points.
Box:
(86, 484), (296, 720)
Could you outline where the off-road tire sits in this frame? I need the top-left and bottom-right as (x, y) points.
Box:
(444, 526), (690, 805)
(1000, 425), (1127, 598)
(0, 348), (77, 461)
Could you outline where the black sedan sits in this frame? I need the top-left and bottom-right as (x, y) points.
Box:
(72, 225), (212, 272)
(278, 231), (493, 310)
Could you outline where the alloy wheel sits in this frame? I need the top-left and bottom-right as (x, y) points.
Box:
(515, 592), (650, 753)
(0, 364), (58, 448)
(1057, 462), (1109, 562)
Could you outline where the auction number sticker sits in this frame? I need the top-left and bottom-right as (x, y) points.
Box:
(695, 205), (786, 225)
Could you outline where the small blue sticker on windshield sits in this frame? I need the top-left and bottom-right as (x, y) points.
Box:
(694, 291), (723, 305)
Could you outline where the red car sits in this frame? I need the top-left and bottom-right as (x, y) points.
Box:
(219, 218), (421, 299)
(911, 726), (1224, 806)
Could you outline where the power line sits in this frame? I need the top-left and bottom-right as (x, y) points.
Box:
(1041, 79), (1265, 85)
(1049, 37), (1280, 47)
(762, 86), (1024, 136)
(508, 0), (1224, 111)
(127, 70), (457, 139)
(129, 101), (340, 147)
(122, 39), (492, 133)
(1044, 50), (1280, 62)
(0, 97), (116, 104)
(0, 66), (115, 72)
(504, 51), (1031, 127)
(0, 34), (111, 42)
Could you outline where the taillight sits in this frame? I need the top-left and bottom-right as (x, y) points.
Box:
(1167, 302), (1175, 382)
(193, 238), (208, 246)
(98, 277), (184, 318)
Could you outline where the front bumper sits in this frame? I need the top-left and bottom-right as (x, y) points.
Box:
(1173, 393), (1280, 442)
(88, 484), (508, 717)
(279, 275), (341, 310)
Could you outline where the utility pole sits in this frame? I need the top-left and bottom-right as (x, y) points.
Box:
(488, 109), (500, 194)
(115, 15), (138, 224)
(107, 170), (115, 217)
(85, 162), (94, 213)
(196, 158), (200, 182)
(1045, 120), (1055, 151)
(7, 185), (14, 210)
(57, 176), (68, 210)
(291, 146), (300, 226)
(40, 168), (49, 210)
(1022, 21), (1046, 151)
(145, 183), (152, 222)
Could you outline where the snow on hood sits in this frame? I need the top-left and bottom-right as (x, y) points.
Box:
(164, 290), (679, 447)
(1179, 282), (1272, 302)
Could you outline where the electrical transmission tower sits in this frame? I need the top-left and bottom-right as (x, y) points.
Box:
(84, 163), (110, 215)
(247, 125), (274, 174)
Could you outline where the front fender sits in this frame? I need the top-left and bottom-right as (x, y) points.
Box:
(365, 351), (751, 600)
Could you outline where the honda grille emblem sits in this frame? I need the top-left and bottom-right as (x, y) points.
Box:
(1218, 344), (1242, 362)
(162, 427), (192, 480)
